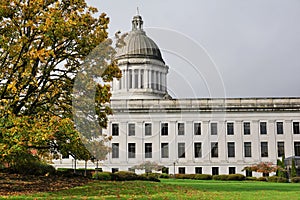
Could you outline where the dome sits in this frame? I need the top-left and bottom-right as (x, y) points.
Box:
(115, 15), (164, 63)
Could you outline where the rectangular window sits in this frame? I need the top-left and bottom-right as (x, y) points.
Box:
(129, 70), (133, 89)
(260, 122), (267, 135)
(277, 122), (283, 134)
(244, 142), (252, 157)
(178, 143), (186, 158)
(243, 122), (250, 135)
(178, 123), (185, 135)
(246, 170), (252, 177)
(211, 142), (218, 158)
(261, 142), (268, 157)
(112, 123), (119, 136)
(277, 142), (285, 157)
(128, 143), (136, 158)
(161, 123), (168, 136)
(227, 122), (234, 135)
(161, 143), (169, 158)
(194, 123), (201, 135)
(112, 168), (119, 173)
(112, 143), (119, 158)
(128, 168), (135, 173)
(145, 123), (152, 136)
(178, 167), (185, 174)
(134, 69), (138, 88)
(128, 123), (135, 136)
(211, 123), (218, 135)
(194, 142), (202, 158)
(195, 167), (202, 174)
(227, 142), (235, 158)
(295, 142), (300, 156)
(229, 167), (236, 174)
(212, 167), (219, 175)
(162, 167), (169, 174)
(293, 122), (300, 134)
(145, 143), (152, 158)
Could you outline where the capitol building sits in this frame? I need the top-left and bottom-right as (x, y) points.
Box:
(56, 14), (300, 177)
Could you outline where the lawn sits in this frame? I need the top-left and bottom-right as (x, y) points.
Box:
(2, 179), (300, 200)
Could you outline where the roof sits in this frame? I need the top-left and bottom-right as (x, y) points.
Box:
(115, 15), (164, 63)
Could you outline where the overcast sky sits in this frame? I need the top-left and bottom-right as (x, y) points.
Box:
(86, 0), (300, 98)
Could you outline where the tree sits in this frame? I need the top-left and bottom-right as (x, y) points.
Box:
(276, 156), (287, 178)
(291, 158), (297, 178)
(243, 162), (279, 177)
(0, 0), (121, 167)
(132, 161), (165, 174)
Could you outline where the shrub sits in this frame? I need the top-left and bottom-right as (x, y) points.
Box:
(213, 175), (228, 181)
(291, 177), (300, 183)
(194, 174), (212, 180)
(267, 176), (279, 182)
(159, 173), (170, 179)
(11, 161), (56, 176)
(257, 177), (267, 182)
(227, 174), (245, 181)
(246, 177), (257, 181)
(277, 177), (288, 183)
(92, 172), (112, 180)
(113, 171), (139, 181)
(175, 174), (195, 179)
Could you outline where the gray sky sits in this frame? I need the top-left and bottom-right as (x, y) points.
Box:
(87, 0), (300, 98)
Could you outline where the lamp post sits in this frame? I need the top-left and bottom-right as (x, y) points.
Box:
(173, 162), (176, 179)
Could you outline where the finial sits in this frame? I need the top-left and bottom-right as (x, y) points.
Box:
(137, 7), (140, 15)
(132, 10), (143, 31)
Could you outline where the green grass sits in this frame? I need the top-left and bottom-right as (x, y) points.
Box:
(2, 179), (300, 200)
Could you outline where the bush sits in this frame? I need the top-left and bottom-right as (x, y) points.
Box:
(246, 177), (257, 181)
(227, 174), (245, 181)
(175, 174), (195, 179)
(213, 175), (228, 181)
(112, 171), (139, 181)
(92, 172), (112, 180)
(277, 177), (288, 183)
(257, 177), (267, 182)
(267, 176), (279, 182)
(194, 174), (212, 180)
(291, 177), (300, 183)
(159, 173), (170, 179)
(11, 161), (56, 176)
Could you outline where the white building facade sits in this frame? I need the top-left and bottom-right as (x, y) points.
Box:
(54, 15), (300, 177)
(104, 14), (300, 176)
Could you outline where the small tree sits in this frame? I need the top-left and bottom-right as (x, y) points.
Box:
(276, 156), (287, 178)
(132, 161), (164, 175)
(243, 162), (278, 177)
(291, 158), (297, 178)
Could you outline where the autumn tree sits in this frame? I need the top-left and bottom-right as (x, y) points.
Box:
(243, 162), (279, 177)
(0, 0), (121, 167)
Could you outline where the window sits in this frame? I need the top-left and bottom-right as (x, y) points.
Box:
(129, 70), (133, 89)
(161, 123), (168, 136)
(194, 142), (202, 158)
(227, 122), (234, 135)
(246, 170), (252, 177)
(162, 167), (169, 174)
(128, 123), (135, 136)
(140, 70), (144, 89)
(145, 143), (152, 158)
(178, 123), (185, 135)
(145, 123), (152, 136)
(194, 122), (201, 135)
(229, 167), (236, 174)
(212, 167), (219, 175)
(112, 168), (119, 173)
(243, 122), (250, 135)
(293, 122), (300, 134)
(161, 143), (169, 158)
(227, 142), (235, 158)
(277, 142), (285, 157)
(134, 69), (138, 88)
(211, 142), (218, 158)
(295, 142), (300, 156)
(128, 168), (135, 173)
(112, 143), (119, 158)
(211, 123), (218, 135)
(178, 143), (185, 158)
(112, 123), (119, 136)
(244, 142), (252, 157)
(261, 142), (268, 157)
(277, 122), (283, 134)
(128, 143), (136, 158)
(195, 167), (202, 174)
(260, 122), (267, 135)
(178, 167), (185, 174)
